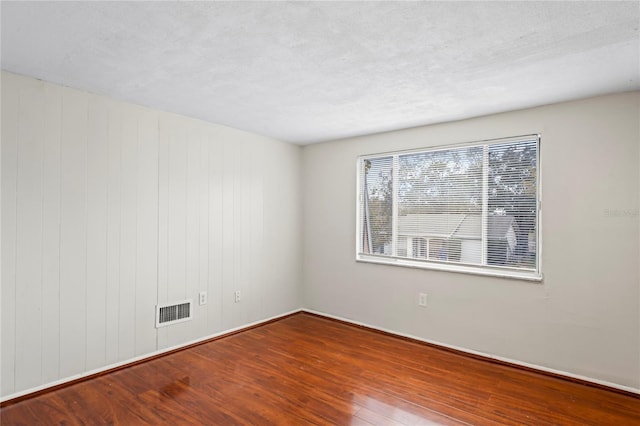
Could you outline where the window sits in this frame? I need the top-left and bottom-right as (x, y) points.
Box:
(357, 134), (541, 281)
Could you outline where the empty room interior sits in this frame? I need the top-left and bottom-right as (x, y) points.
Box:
(1, 1), (639, 425)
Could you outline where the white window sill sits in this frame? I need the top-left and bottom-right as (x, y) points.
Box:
(356, 254), (543, 282)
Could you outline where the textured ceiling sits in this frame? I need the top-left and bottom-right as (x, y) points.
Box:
(2, 1), (639, 144)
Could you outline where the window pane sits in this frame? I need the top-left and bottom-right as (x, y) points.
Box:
(357, 135), (540, 280)
(362, 157), (393, 255)
(487, 140), (537, 269)
(397, 147), (483, 264)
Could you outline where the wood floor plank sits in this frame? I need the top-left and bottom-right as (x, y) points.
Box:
(1, 313), (638, 425)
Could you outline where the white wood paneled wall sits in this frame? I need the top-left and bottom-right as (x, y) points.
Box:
(1, 72), (302, 398)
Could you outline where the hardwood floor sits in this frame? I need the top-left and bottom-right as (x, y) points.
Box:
(1, 313), (638, 425)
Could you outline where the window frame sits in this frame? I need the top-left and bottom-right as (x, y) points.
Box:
(355, 134), (542, 282)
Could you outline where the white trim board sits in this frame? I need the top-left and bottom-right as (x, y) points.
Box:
(0, 309), (303, 403)
(302, 309), (640, 395)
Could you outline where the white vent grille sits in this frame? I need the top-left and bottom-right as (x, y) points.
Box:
(156, 299), (193, 328)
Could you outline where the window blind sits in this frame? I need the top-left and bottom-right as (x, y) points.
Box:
(358, 135), (540, 279)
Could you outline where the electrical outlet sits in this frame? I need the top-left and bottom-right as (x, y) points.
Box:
(199, 291), (207, 306)
(234, 290), (241, 303)
(418, 293), (428, 307)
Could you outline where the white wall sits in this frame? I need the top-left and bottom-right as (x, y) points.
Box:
(302, 92), (640, 390)
(2, 70), (638, 398)
(1, 72), (302, 398)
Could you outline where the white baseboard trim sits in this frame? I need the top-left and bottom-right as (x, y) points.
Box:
(4, 307), (637, 402)
(302, 308), (640, 396)
(1, 308), (303, 403)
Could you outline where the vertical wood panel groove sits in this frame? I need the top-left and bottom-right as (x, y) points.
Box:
(220, 141), (225, 328)
(156, 119), (161, 351)
(116, 108), (122, 360)
(105, 103), (112, 363)
(104, 111), (110, 367)
(82, 94), (89, 375)
(13, 88), (21, 392)
(41, 82), (62, 384)
(12, 86), (22, 393)
(102, 106), (108, 366)
(183, 131), (187, 303)
(57, 87), (63, 380)
(157, 115), (169, 349)
(134, 112), (139, 355)
(83, 99), (89, 373)
(39, 90), (46, 389)
(106, 102), (122, 365)
(200, 138), (210, 335)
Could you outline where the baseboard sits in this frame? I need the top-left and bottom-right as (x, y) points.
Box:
(4, 307), (637, 405)
(302, 309), (640, 397)
(0, 308), (303, 405)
